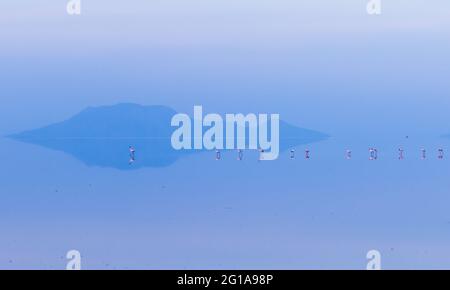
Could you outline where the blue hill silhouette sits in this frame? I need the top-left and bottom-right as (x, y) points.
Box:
(9, 103), (329, 170)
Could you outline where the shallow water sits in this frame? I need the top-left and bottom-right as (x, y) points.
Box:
(2, 134), (450, 269)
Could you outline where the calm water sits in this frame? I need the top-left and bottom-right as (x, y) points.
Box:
(2, 133), (450, 270)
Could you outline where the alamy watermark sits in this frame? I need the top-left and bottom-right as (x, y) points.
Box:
(67, 0), (81, 15)
(366, 250), (382, 270)
(66, 250), (82, 270)
(66, 1), (380, 17)
(63, 248), (383, 270)
(171, 106), (280, 160)
(367, 0), (381, 15)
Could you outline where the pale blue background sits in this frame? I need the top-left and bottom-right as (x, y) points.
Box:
(1, 0), (450, 269)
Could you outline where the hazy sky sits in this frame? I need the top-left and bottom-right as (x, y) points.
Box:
(1, 0), (450, 139)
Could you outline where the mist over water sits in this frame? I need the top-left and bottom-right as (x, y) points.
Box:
(1, 0), (450, 269)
